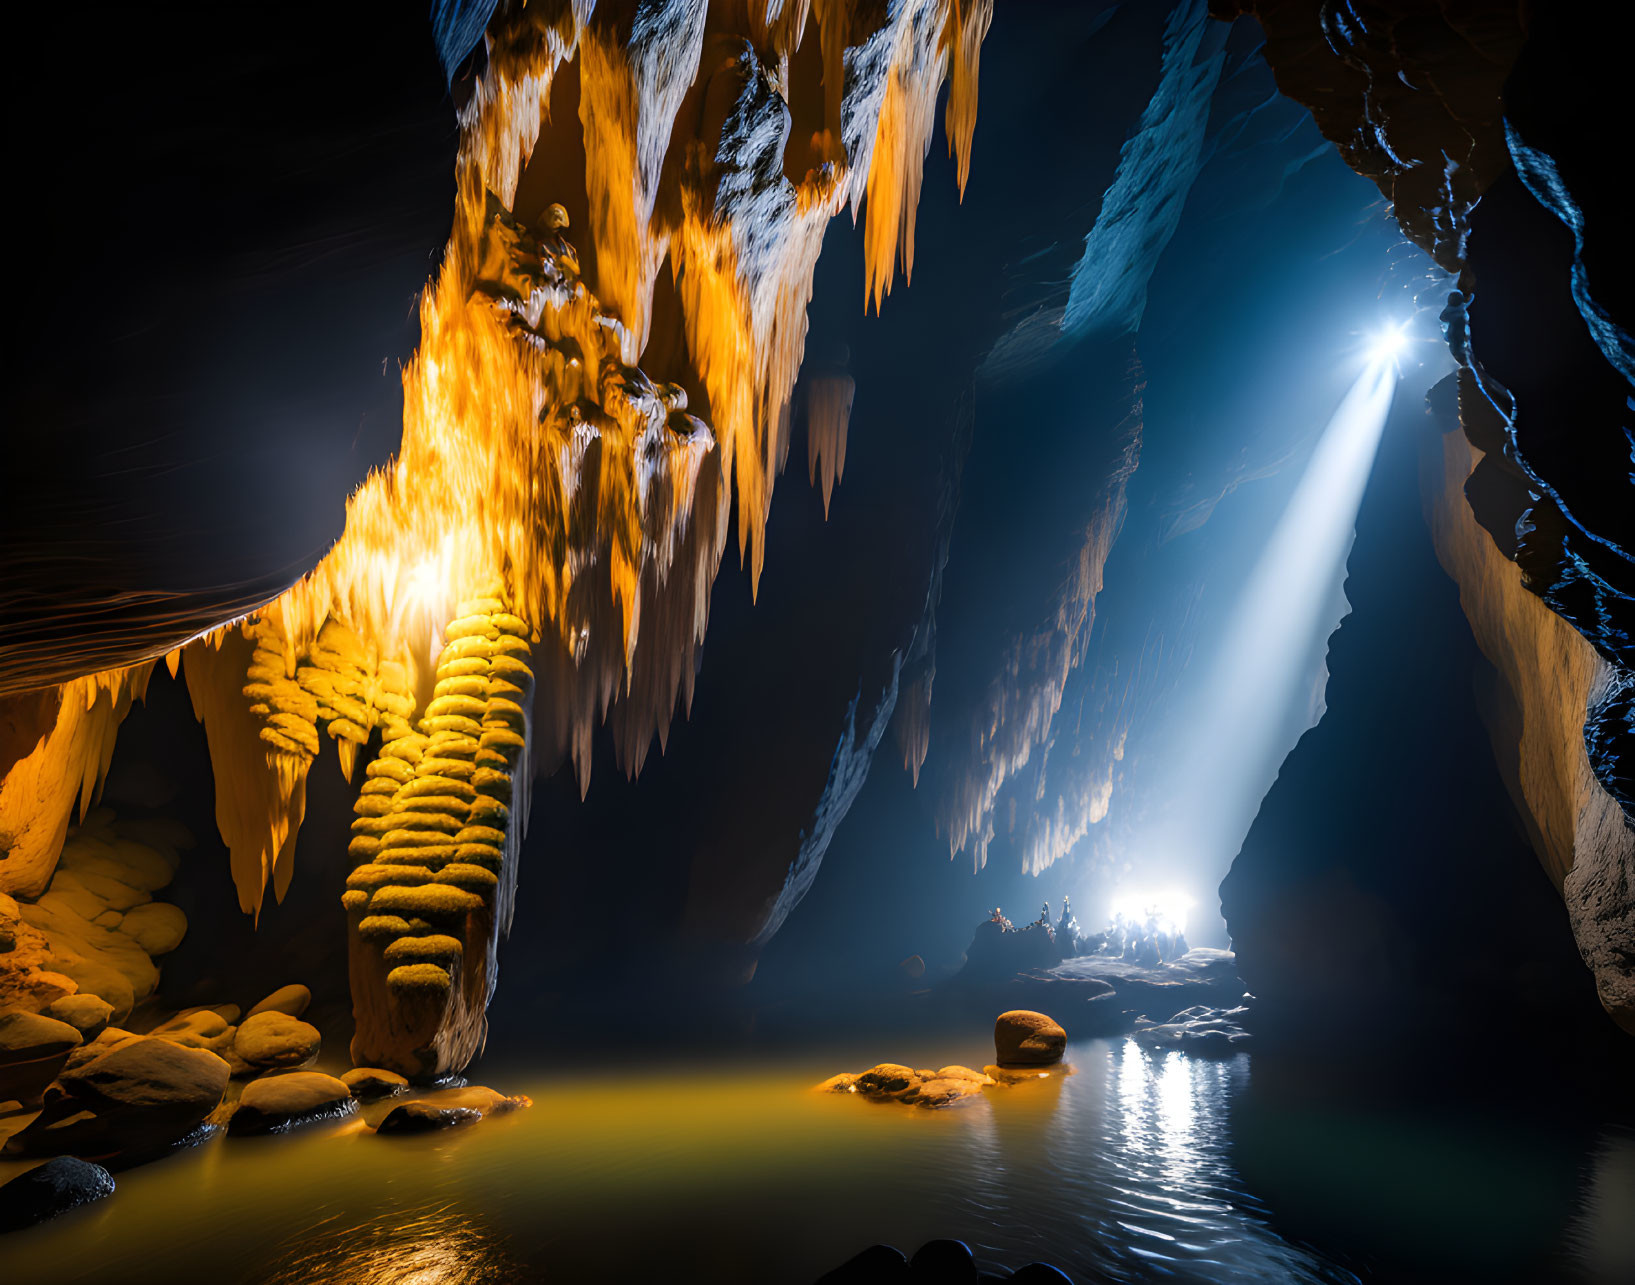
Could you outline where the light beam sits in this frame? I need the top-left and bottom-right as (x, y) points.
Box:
(1139, 348), (1400, 940)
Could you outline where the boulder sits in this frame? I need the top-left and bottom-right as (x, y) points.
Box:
(374, 1084), (529, 1133)
(414, 1085), (530, 1116)
(6, 1036), (229, 1161)
(854, 1063), (919, 1096)
(150, 1009), (235, 1054)
(909, 1239), (977, 1283)
(232, 1011), (320, 1071)
(815, 1244), (909, 1284)
(61, 1027), (142, 1074)
(907, 1075), (988, 1109)
(116, 902), (187, 956)
(994, 1010), (1066, 1065)
(247, 984), (311, 1019)
(0, 1010), (83, 1105)
(341, 1067), (409, 1101)
(0, 1157), (115, 1232)
(1009, 1266), (1073, 1284)
(228, 1072), (356, 1135)
(45, 995), (114, 1041)
(375, 1101), (482, 1134)
(820, 1062), (996, 1110)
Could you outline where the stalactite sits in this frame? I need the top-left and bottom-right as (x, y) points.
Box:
(0, 665), (154, 899)
(2, 0), (994, 1077)
(805, 372), (855, 518)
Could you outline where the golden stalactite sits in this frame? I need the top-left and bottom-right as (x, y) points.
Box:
(8, 0), (992, 924)
(0, 665), (154, 899)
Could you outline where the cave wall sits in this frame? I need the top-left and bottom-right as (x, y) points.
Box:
(1220, 388), (1616, 1048)
(1216, 0), (1633, 1031)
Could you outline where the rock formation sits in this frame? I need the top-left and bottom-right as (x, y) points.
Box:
(1212, 0), (1633, 1032)
(0, 0), (996, 1076)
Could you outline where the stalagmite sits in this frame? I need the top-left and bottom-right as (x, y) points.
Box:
(346, 592), (534, 1076)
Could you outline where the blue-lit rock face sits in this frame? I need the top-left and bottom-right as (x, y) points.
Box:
(1214, 0), (1634, 1034)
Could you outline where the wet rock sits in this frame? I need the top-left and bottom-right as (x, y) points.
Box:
(232, 1011), (320, 1071)
(375, 1100), (482, 1133)
(342, 1067), (409, 1101)
(820, 1063), (993, 1110)
(373, 1084), (530, 1134)
(0, 1010), (83, 1104)
(228, 1072), (356, 1135)
(6, 1036), (229, 1161)
(982, 1064), (1072, 1088)
(994, 1010), (1066, 1065)
(247, 984), (311, 1019)
(0, 1157), (115, 1232)
(854, 1063), (919, 1096)
(909, 1238), (977, 1283)
(816, 1243), (909, 1283)
(1009, 1266), (1073, 1284)
(44, 995), (113, 1041)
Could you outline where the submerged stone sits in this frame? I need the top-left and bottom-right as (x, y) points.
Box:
(0, 1157), (115, 1232)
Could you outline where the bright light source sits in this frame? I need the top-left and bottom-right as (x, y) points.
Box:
(406, 557), (443, 607)
(1368, 322), (1408, 366)
(1110, 889), (1194, 936)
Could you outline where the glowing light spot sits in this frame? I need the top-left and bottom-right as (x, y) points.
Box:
(1367, 321), (1409, 367)
(1111, 889), (1194, 936)
(406, 558), (443, 609)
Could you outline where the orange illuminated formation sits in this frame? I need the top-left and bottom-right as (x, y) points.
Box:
(0, 1), (993, 1075)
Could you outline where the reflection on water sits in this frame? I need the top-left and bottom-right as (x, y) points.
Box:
(948, 1041), (1357, 1283)
(257, 1207), (522, 1285)
(1, 1037), (1620, 1284)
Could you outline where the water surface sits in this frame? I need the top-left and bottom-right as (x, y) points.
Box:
(2, 1037), (1626, 1283)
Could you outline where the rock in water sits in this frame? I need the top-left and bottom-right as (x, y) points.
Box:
(246, 984), (311, 1019)
(0, 1157), (115, 1231)
(815, 1244), (909, 1284)
(6, 1036), (229, 1161)
(375, 1101), (483, 1134)
(228, 1072), (356, 1135)
(909, 1238), (978, 1283)
(44, 995), (114, 1041)
(374, 1084), (529, 1134)
(232, 1012), (320, 1071)
(993, 1010), (1066, 1065)
(341, 1067), (409, 1101)
(1010, 1265), (1073, 1284)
